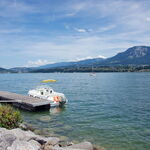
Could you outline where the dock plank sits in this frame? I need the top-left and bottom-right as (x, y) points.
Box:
(0, 91), (50, 111)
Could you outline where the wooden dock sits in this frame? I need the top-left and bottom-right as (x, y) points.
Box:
(0, 91), (50, 111)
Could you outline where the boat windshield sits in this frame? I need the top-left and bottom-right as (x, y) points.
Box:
(36, 85), (53, 91)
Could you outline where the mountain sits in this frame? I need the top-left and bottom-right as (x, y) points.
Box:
(37, 57), (105, 69)
(0, 67), (12, 73)
(37, 62), (75, 69)
(10, 67), (35, 73)
(102, 46), (150, 66)
(36, 46), (150, 70)
(74, 57), (104, 66)
(1, 46), (150, 73)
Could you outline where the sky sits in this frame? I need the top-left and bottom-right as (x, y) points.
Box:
(0, 0), (150, 68)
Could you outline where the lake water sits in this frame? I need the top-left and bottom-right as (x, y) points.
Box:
(0, 73), (150, 150)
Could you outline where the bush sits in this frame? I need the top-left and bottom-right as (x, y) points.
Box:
(0, 105), (22, 129)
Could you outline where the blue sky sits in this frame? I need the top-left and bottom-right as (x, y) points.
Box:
(0, 0), (150, 68)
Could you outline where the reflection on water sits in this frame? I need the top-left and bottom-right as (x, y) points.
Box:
(50, 106), (66, 115)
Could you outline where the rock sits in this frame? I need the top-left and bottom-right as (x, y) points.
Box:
(1, 128), (51, 144)
(50, 146), (87, 150)
(43, 145), (54, 150)
(38, 116), (51, 123)
(31, 136), (47, 145)
(44, 137), (60, 146)
(43, 137), (60, 150)
(47, 141), (94, 150)
(67, 141), (94, 150)
(71, 140), (79, 144)
(19, 123), (37, 132)
(30, 135), (60, 146)
(0, 128), (7, 133)
(0, 133), (16, 150)
(7, 140), (41, 150)
(10, 128), (36, 141)
(58, 141), (73, 147)
(29, 139), (41, 149)
(25, 123), (39, 131)
(0, 127), (97, 150)
(93, 145), (107, 150)
(66, 142), (74, 146)
(34, 128), (55, 137)
(19, 123), (28, 130)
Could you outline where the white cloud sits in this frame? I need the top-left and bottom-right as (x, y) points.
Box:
(74, 28), (88, 33)
(74, 55), (107, 61)
(96, 25), (116, 33)
(26, 59), (53, 67)
(98, 55), (107, 59)
(19, 35), (134, 60)
(61, 0), (150, 35)
(75, 56), (94, 61)
(146, 17), (150, 21)
(69, 0), (150, 32)
(4, 29), (149, 62)
(0, 0), (150, 68)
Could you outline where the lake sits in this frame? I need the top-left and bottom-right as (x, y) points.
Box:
(0, 73), (150, 150)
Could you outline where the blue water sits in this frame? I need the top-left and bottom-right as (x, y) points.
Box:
(0, 73), (150, 150)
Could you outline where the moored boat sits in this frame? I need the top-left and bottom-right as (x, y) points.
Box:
(28, 85), (67, 107)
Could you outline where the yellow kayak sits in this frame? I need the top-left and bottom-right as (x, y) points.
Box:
(42, 79), (57, 83)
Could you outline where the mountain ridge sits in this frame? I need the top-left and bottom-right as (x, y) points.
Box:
(3, 45), (150, 73)
(102, 46), (150, 66)
(36, 46), (150, 69)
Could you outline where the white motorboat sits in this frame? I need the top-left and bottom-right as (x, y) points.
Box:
(90, 66), (96, 76)
(90, 72), (96, 76)
(28, 85), (67, 107)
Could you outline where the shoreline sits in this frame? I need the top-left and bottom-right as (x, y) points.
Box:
(1, 65), (150, 73)
(0, 71), (150, 75)
(0, 125), (106, 150)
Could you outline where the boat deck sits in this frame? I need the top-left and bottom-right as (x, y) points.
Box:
(0, 91), (50, 111)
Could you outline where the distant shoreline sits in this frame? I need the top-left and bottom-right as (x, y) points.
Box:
(1, 65), (150, 73)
